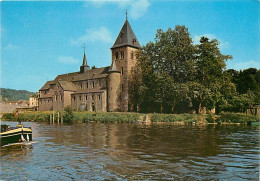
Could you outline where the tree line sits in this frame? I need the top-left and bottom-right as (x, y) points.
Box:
(128, 26), (260, 114)
(0, 88), (35, 102)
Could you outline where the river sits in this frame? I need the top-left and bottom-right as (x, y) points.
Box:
(0, 121), (259, 180)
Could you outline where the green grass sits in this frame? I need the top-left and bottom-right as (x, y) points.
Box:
(1, 111), (259, 124)
(216, 112), (260, 123)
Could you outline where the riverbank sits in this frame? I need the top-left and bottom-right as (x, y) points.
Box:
(1, 111), (259, 125)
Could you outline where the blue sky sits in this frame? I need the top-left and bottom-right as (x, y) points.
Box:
(1, 0), (259, 92)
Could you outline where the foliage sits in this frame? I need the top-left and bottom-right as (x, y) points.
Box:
(63, 106), (74, 122)
(0, 88), (35, 101)
(2, 111), (52, 122)
(150, 113), (199, 123)
(226, 68), (260, 108)
(129, 26), (235, 114)
(216, 112), (260, 123)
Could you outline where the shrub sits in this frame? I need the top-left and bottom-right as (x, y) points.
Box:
(63, 106), (74, 122)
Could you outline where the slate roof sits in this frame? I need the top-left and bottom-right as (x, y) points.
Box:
(39, 66), (110, 91)
(108, 59), (120, 73)
(40, 81), (55, 90)
(58, 81), (77, 91)
(111, 19), (141, 49)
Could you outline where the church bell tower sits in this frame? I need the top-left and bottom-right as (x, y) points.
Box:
(108, 11), (141, 112)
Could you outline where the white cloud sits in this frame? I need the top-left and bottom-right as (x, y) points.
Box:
(86, 0), (150, 19)
(4, 44), (20, 50)
(130, 0), (150, 19)
(58, 56), (79, 64)
(227, 60), (260, 70)
(70, 26), (113, 46)
(193, 34), (230, 50)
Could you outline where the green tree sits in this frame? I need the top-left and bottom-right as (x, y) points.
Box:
(63, 106), (74, 122)
(192, 37), (235, 114)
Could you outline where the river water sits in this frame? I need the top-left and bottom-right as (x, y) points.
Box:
(0, 121), (259, 180)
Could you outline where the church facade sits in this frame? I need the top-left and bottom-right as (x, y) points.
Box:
(38, 18), (141, 112)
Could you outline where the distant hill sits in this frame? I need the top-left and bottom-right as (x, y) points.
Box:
(0, 88), (35, 102)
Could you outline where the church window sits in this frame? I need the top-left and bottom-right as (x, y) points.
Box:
(86, 82), (88, 89)
(92, 81), (95, 88)
(86, 95), (88, 100)
(99, 80), (101, 87)
(55, 95), (57, 101)
(73, 96), (76, 101)
(98, 95), (101, 100)
(79, 96), (82, 101)
(120, 51), (124, 59)
(80, 83), (83, 89)
(131, 51), (134, 59)
(121, 67), (124, 75)
(115, 52), (119, 60)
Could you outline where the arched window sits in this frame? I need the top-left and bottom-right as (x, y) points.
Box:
(115, 52), (119, 60)
(121, 51), (124, 59)
(131, 51), (134, 59)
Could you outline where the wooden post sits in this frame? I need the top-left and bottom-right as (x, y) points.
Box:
(57, 112), (59, 124)
(61, 112), (63, 124)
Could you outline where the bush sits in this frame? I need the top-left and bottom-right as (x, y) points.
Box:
(217, 112), (260, 123)
(150, 113), (198, 123)
(63, 106), (74, 122)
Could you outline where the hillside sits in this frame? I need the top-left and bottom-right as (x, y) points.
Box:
(0, 88), (35, 102)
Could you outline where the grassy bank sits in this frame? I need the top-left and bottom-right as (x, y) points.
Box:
(1, 111), (259, 124)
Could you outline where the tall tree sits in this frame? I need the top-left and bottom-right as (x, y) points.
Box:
(193, 37), (235, 114)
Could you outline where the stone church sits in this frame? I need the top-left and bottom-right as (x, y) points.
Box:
(38, 17), (140, 112)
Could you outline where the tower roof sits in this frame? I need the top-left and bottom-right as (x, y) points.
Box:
(108, 59), (120, 73)
(111, 19), (141, 49)
(82, 52), (88, 66)
(80, 51), (90, 73)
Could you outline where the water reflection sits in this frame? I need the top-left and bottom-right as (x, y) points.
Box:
(0, 121), (259, 180)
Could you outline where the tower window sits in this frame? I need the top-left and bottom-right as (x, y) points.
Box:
(132, 39), (136, 45)
(73, 96), (76, 101)
(86, 81), (88, 89)
(80, 83), (83, 89)
(92, 81), (95, 88)
(121, 67), (124, 75)
(115, 52), (119, 60)
(98, 95), (101, 100)
(86, 95), (88, 100)
(121, 51), (124, 59)
(131, 51), (134, 59)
